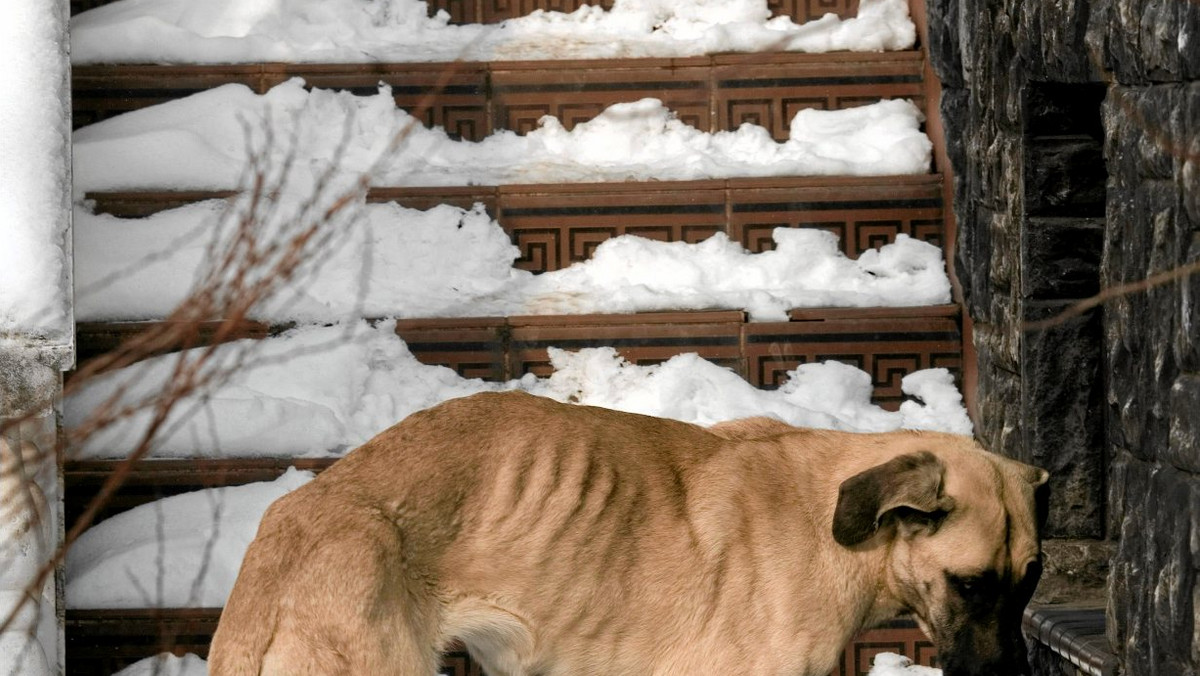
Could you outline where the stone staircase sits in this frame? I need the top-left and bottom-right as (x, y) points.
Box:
(63, 1), (956, 673)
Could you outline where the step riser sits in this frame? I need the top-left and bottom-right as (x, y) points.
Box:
(73, 307), (962, 406)
(86, 175), (945, 274)
(73, 53), (925, 137)
(71, 0), (862, 27)
(65, 609), (933, 676)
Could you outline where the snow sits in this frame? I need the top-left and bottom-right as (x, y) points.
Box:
(73, 198), (950, 323)
(0, 0), (71, 342)
(112, 653), (208, 676)
(64, 321), (973, 460)
(869, 652), (943, 675)
(71, 0), (915, 64)
(67, 468), (312, 609)
(73, 82), (931, 195)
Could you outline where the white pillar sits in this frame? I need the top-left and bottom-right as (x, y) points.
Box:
(0, 0), (74, 674)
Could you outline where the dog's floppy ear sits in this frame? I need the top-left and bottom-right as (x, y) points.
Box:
(832, 451), (956, 547)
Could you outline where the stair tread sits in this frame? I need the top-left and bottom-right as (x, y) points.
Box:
(73, 51), (929, 139)
(64, 607), (930, 676)
(72, 0), (860, 25)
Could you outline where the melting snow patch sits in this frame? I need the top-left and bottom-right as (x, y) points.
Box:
(71, 0), (915, 64)
(66, 468), (313, 609)
(65, 321), (973, 460)
(73, 83), (931, 195)
(73, 199), (950, 323)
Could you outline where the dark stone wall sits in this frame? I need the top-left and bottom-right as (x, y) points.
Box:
(924, 0), (1200, 673)
(932, 0), (1109, 542)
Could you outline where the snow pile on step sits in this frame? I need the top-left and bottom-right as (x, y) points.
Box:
(73, 82), (931, 195)
(74, 199), (950, 323)
(112, 654), (208, 676)
(71, 0), (915, 64)
(67, 468), (314, 609)
(65, 322), (973, 460)
(870, 653), (943, 675)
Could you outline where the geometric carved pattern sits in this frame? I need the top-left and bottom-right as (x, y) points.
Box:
(86, 176), (943, 282)
(73, 0), (854, 21)
(87, 175), (944, 276)
(77, 308), (961, 411)
(767, 0), (861, 23)
(714, 52), (926, 141)
(293, 63), (490, 141)
(728, 175), (944, 257)
(745, 306), (962, 410)
(440, 644), (486, 676)
(490, 60), (711, 134)
(508, 312), (745, 380)
(394, 317), (508, 382)
(498, 181), (728, 272)
(74, 52), (924, 135)
(62, 609), (930, 676)
(482, 0), (615, 23)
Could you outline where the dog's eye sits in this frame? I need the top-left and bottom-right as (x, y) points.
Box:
(946, 571), (998, 601)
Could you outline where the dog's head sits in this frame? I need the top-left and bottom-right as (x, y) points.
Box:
(832, 441), (1048, 676)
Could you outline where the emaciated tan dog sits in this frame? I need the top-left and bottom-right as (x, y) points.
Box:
(210, 391), (1048, 676)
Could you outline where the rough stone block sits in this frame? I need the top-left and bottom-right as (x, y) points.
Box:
(982, 294), (1022, 369)
(1018, 0), (1106, 82)
(1024, 138), (1107, 217)
(1090, 0), (1195, 83)
(974, 347), (1022, 460)
(0, 350), (59, 419)
(924, 0), (963, 88)
(989, 207), (1022, 295)
(1177, 232), (1200, 372)
(1104, 303), (1174, 461)
(940, 88), (970, 181)
(1022, 301), (1105, 538)
(1167, 374), (1200, 474)
(1033, 539), (1114, 605)
(1108, 458), (1200, 674)
(1181, 83), (1200, 225)
(1022, 217), (1105, 299)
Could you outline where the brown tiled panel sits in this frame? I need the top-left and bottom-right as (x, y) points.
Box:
(72, 64), (289, 129)
(508, 311), (745, 377)
(285, 63), (491, 140)
(74, 307), (956, 410)
(63, 458), (335, 529)
(76, 53), (925, 134)
(66, 609), (221, 676)
(368, 186), (499, 212)
(81, 191), (239, 219)
(73, 319), (279, 365)
(727, 175), (943, 256)
(89, 174), (944, 265)
(427, 0), (486, 25)
(714, 52), (925, 141)
(743, 305), (962, 409)
(481, 0), (615, 22)
(840, 621), (938, 675)
(65, 607), (929, 676)
(394, 317), (508, 381)
(490, 58), (712, 133)
(497, 181), (727, 272)
(769, 0), (862, 22)
(65, 608), (481, 676)
(74, 0), (856, 22)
